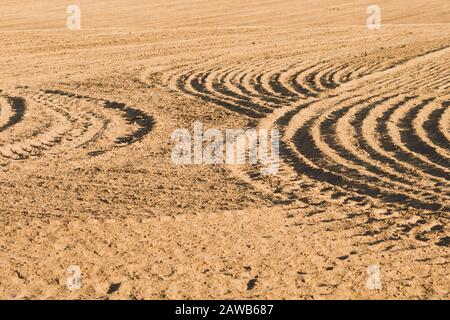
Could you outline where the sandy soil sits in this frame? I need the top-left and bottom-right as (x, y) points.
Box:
(0, 0), (448, 299)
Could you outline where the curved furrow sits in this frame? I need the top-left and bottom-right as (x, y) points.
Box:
(279, 63), (320, 98)
(0, 89), (155, 161)
(273, 61), (314, 98)
(342, 93), (450, 200)
(300, 63), (331, 94)
(230, 63), (283, 105)
(206, 66), (275, 113)
(102, 100), (154, 146)
(0, 97), (13, 130)
(333, 63), (357, 84)
(178, 67), (266, 118)
(247, 63), (292, 106)
(48, 96), (113, 151)
(268, 66), (302, 100)
(416, 99), (450, 160)
(220, 61), (294, 110)
(232, 60), (269, 99)
(230, 59), (290, 105)
(320, 63), (349, 90)
(159, 46), (450, 212)
(163, 58), (221, 92)
(296, 119), (445, 210)
(165, 65), (197, 93)
(384, 98), (450, 180)
(234, 62), (266, 98)
(314, 94), (446, 206)
(221, 63), (283, 109)
(43, 90), (155, 147)
(283, 92), (447, 211)
(0, 92), (60, 158)
(315, 63), (345, 90)
(256, 59), (299, 102)
(66, 112), (108, 150)
(396, 98), (450, 170)
(0, 97), (72, 159)
(214, 63), (251, 95)
(338, 63), (367, 83)
(439, 100), (450, 143)
(359, 95), (450, 192)
(370, 96), (450, 186)
(0, 94), (26, 133)
(289, 63), (323, 97)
